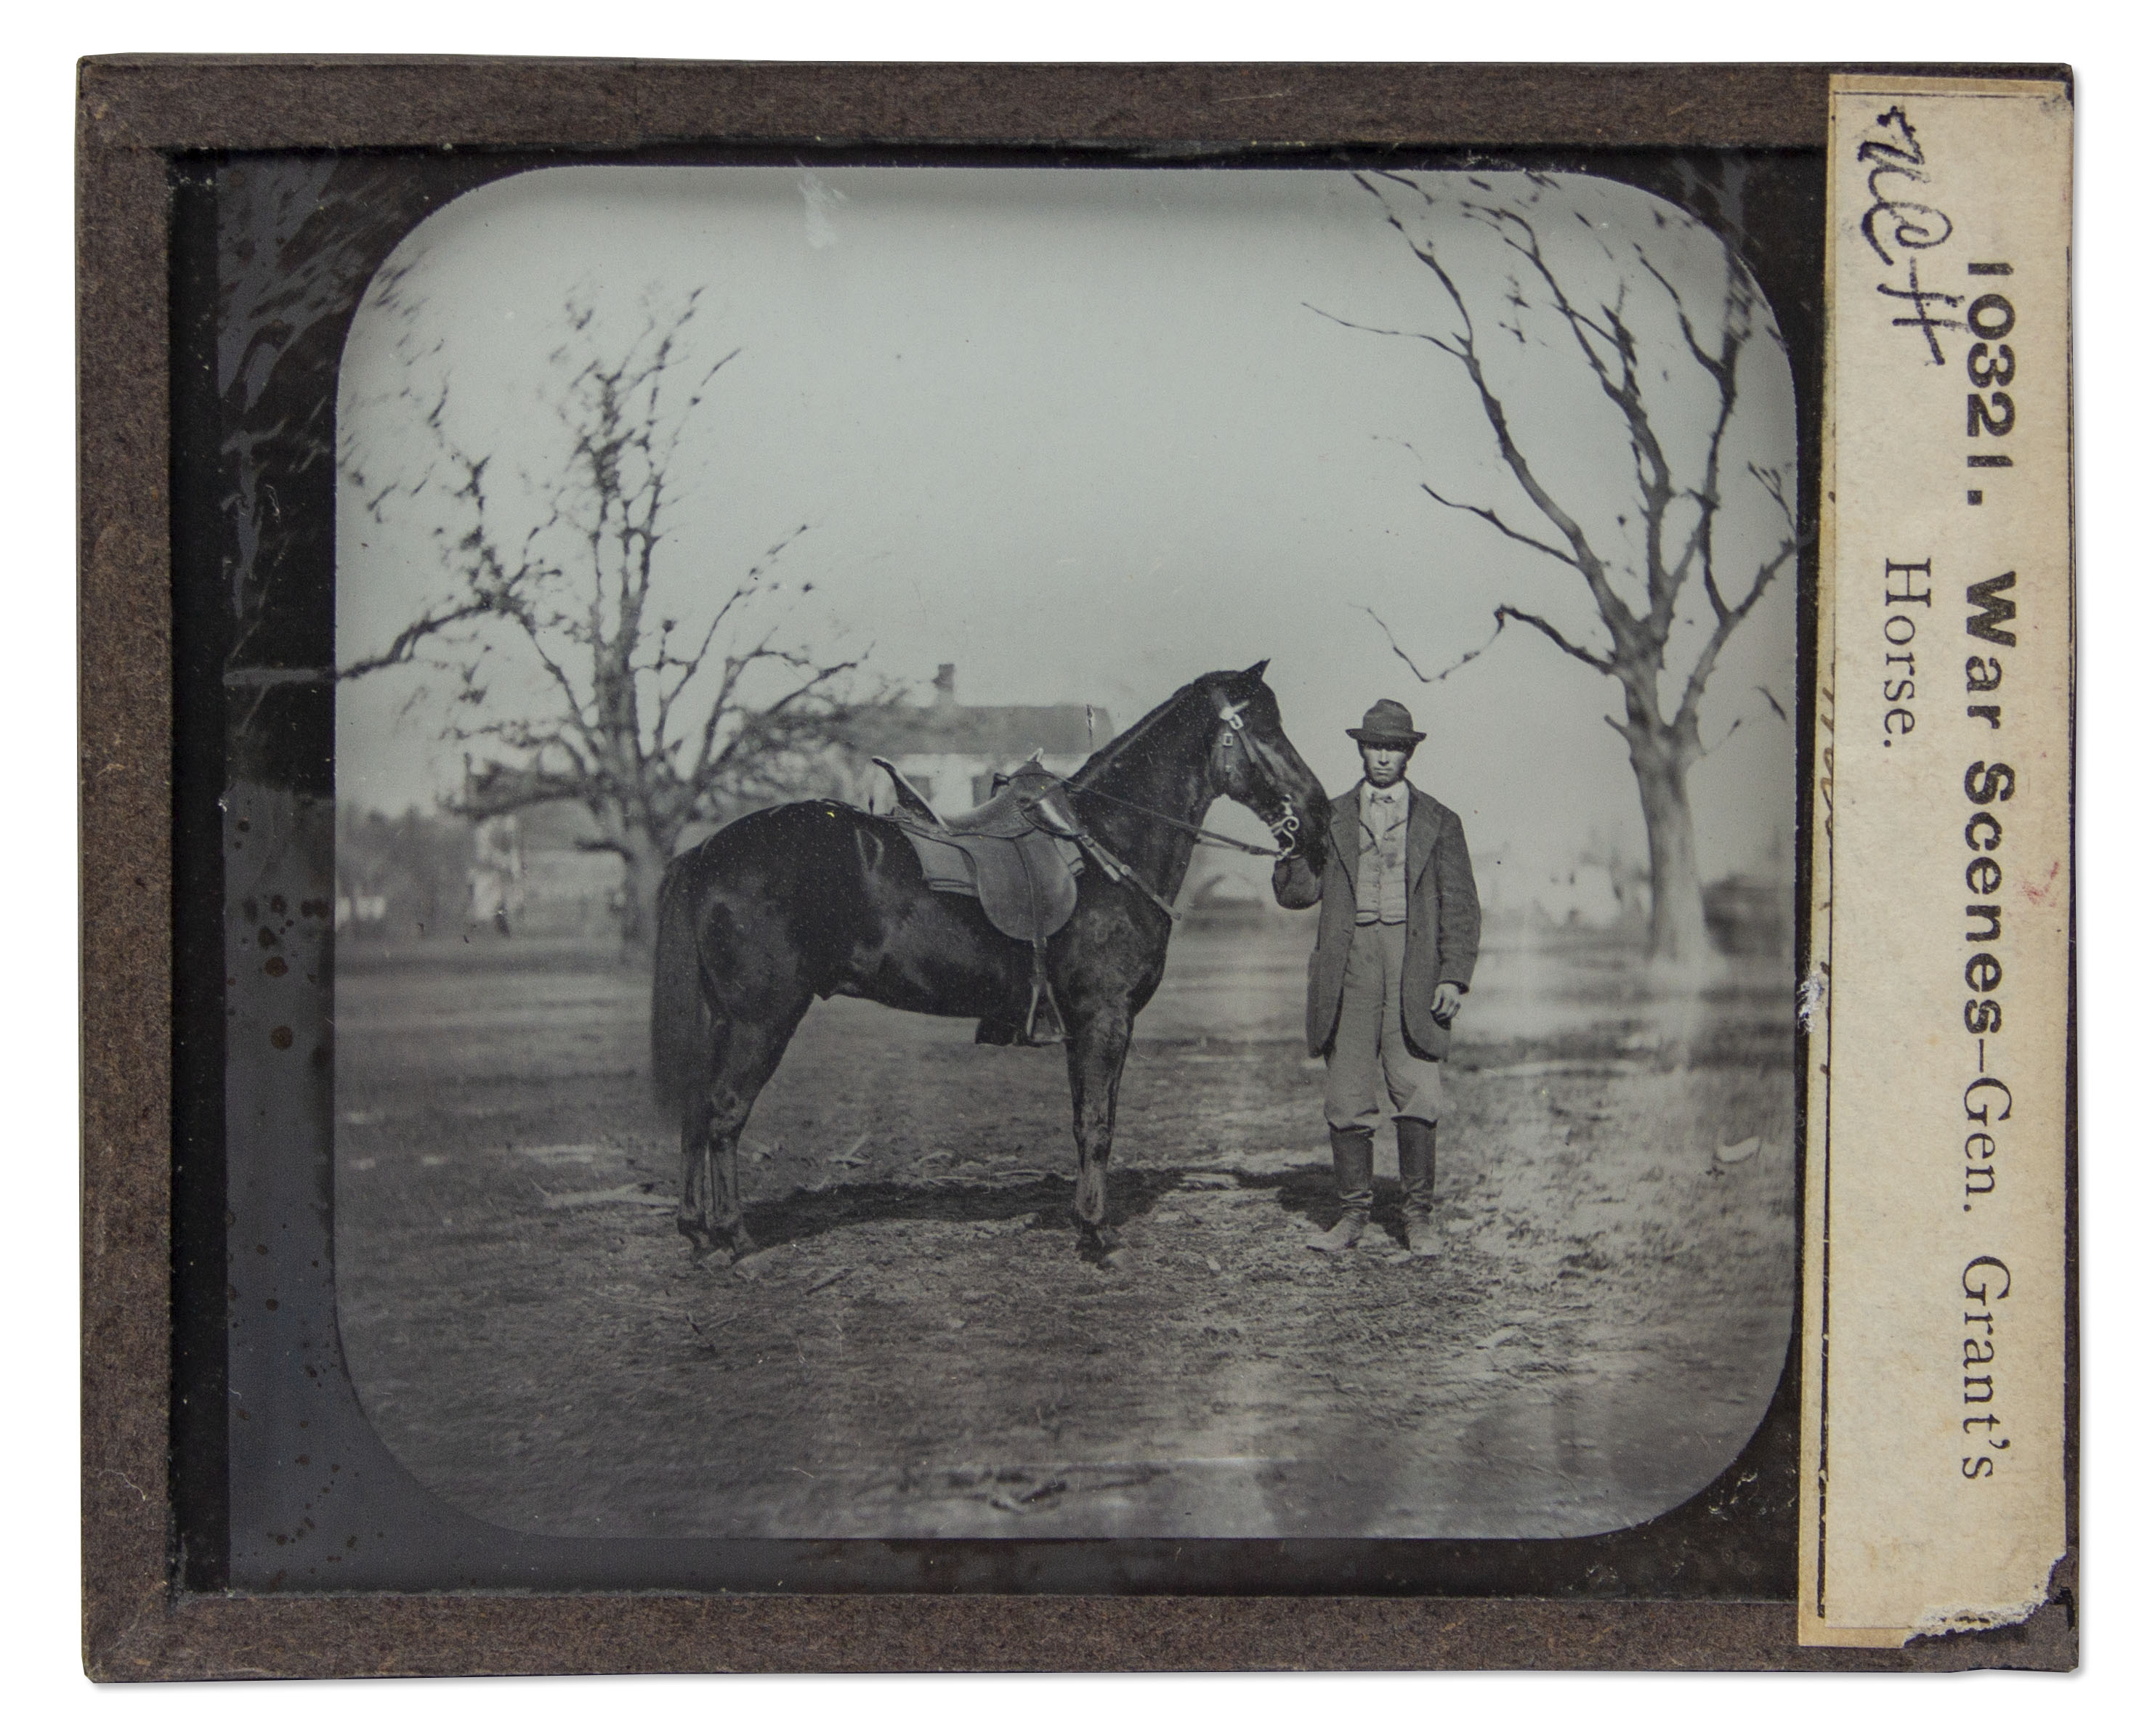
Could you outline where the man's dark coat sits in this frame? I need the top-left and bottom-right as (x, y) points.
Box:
(1272, 784), (1481, 1062)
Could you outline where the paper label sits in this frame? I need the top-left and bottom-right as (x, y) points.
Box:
(1800, 73), (2074, 1647)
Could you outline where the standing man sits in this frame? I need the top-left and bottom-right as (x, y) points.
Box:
(1273, 699), (1481, 1255)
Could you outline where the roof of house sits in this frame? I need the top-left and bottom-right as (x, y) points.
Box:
(503, 798), (607, 852)
(844, 700), (1108, 760)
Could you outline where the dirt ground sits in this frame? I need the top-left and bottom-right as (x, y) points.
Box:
(333, 918), (1795, 1540)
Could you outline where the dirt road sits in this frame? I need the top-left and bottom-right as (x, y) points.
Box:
(333, 921), (1794, 1539)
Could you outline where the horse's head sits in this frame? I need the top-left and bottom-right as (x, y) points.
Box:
(1202, 660), (1330, 869)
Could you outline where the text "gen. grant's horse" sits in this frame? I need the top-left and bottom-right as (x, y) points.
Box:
(651, 663), (1329, 1262)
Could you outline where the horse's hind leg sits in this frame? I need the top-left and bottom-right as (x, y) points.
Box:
(677, 1078), (724, 1259)
(679, 995), (812, 1262)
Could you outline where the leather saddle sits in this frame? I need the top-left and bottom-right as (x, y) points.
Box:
(874, 756), (1085, 1045)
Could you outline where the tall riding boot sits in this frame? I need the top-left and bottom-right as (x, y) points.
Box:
(1396, 1117), (1441, 1257)
(1306, 1127), (1374, 1252)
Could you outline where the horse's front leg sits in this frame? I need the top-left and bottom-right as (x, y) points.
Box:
(1064, 1007), (1133, 1260)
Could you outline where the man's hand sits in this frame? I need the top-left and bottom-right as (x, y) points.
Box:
(1432, 981), (1465, 1023)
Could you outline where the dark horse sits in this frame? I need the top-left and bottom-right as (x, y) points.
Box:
(651, 662), (1330, 1261)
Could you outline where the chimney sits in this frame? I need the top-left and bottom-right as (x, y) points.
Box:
(932, 664), (957, 710)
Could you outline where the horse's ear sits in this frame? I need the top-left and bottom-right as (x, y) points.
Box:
(1242, 658), (1270, 681)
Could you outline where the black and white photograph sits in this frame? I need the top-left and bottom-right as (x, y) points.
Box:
(312, 159), (1803, 1545)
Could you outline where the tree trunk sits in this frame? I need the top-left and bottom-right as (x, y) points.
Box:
(618, 835), (672, 951)
(1629, 731), (1710, 965)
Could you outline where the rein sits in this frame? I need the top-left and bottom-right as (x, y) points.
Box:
(1067, 784), (1282, 858)
(1067, 694), (1303, 861)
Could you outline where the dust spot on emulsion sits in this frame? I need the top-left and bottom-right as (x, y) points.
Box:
(270, 1027), (294, 1050)
(799, 171), (846, 249)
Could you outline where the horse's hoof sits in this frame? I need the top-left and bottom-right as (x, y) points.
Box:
(1076, 1224), (1120, 1263)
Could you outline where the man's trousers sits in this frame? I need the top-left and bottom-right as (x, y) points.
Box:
(1322, 920), (1445, 1134)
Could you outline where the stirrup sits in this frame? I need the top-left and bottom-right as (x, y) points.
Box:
(1023, 941), (1066, 1045)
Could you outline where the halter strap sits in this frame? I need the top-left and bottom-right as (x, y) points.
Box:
(1067, 784), (1282, 857)
(1062, 686), (1302, 860)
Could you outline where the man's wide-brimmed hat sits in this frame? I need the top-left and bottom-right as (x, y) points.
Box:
(1346, 698), (1426, 746)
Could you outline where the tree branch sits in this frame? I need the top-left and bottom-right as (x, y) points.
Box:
(341, 287), (861, 877)
(1359, 607), (1437, 682)
(1674, 535), (1800, 735)
(1346, 177), (1635, 639)
(1420, 483), (1580, 570)
(337, 596), (500, 681)
(1495, 603), (1614, 675)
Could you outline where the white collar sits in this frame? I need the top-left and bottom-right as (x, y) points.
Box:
(1362, 779), (1409, 806)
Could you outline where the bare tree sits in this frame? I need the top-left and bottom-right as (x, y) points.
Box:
(1329, 171), (1799, 963)
(341, 288), (860, 942)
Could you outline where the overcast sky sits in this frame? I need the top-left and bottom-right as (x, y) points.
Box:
(336, 163), (1798, 892)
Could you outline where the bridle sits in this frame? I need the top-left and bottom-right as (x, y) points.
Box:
(1211, 697), (1304, 856)
(1070, 691), (1306, 861)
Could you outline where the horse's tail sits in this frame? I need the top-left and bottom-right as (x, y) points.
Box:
(650, 855), (710, 1121)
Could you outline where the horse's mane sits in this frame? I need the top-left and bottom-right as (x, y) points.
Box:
(1067, 678), (1206, 790)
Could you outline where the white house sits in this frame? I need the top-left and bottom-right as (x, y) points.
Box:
(842, 664), (1109, 821)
